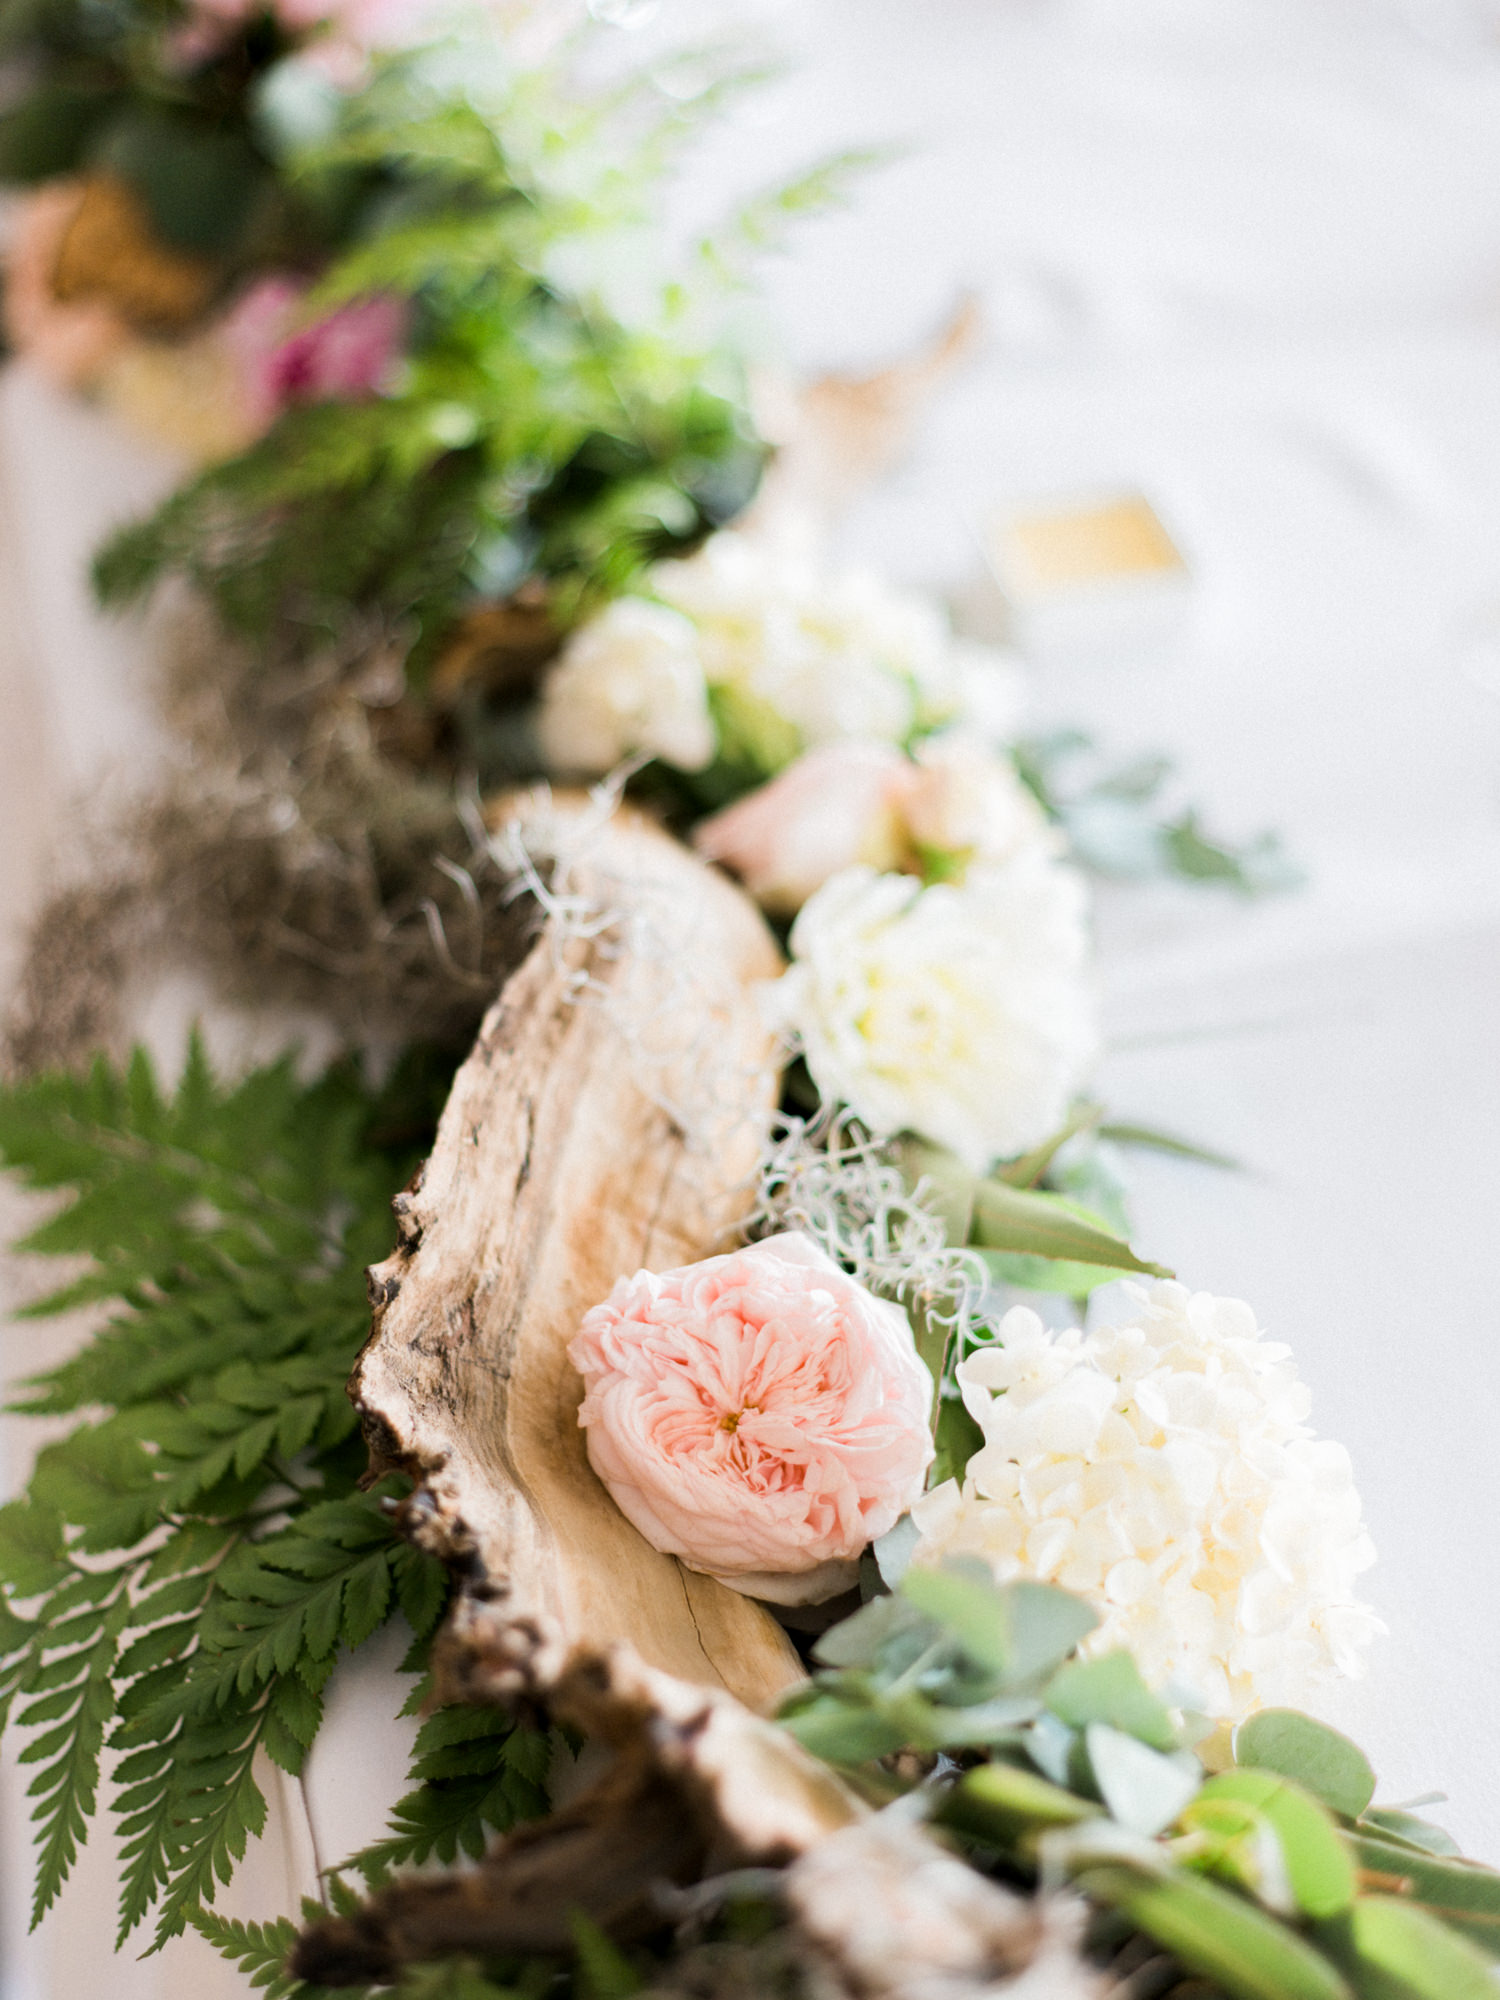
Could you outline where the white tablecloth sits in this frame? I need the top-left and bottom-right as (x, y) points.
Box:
(5, 1), (1500, 1989)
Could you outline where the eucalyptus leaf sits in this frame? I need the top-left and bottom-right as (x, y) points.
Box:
(1046, 1651), (1178, 1752)
(1004, 1582), (1099, 1684)
(1192, 1771), (1355, 1918)
(872, 1515), (920, 1591)
(1085, 1722), (1201, 1836)
(811, 1591), (931, 1673)
(1235, 1710), (1375, 1820)
(970, 1178), (1172, 1279)
(925, 1695), (1041, 1749)
(1342, 1894), (1498, 2000)
(1180, 1792), (1296, 1913)
(1023, 1709), (1077, 1787)
(940, 1759), (1098, 1848)
(1075, 1862), (1354, 2000)
(900, 1564), (1009, 1675)
(1359, 1807), (1460, 1858)
(777, 1700), (906, 1767)
(1343, 1833), (1500, 1954)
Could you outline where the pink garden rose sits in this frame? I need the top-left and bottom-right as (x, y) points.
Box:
(219, 276), (406, 431)
(902, 731), (1051, 864)
(693, 740), (910, 916)
(693, 732), (1052, 914)
(569, 1232), (934, 1605)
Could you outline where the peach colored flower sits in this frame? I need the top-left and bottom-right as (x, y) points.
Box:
(696, 733), (1058, 916)
(569, 1232), (934, 1605)
(693, 740), (910, 916)
(2, 183), (131, 390)
(903, 731), (1052, 867)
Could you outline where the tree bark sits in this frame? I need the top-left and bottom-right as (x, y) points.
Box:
(350, 793), (802, 1710)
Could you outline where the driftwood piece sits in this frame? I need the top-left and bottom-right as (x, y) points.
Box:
(294, 795), (1099, 1997)
(746, 297), (983, 545)
(351, 793), (802, 1708)
(788, 1819), (1105, 2000)
(293, 1610), (1099, 1997)
(293, 1619), (862, 1983)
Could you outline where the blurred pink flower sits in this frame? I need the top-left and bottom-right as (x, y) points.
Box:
(219, 275), (406, 430)
(569, 1233), (934, 1605)
(693, 732), (1053, 914)
(168, 0), (443, 74)
(693, 740), (911, 916)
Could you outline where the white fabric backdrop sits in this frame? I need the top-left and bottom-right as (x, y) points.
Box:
(4, 0), (1500, 1989)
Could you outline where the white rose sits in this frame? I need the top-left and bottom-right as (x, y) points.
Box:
(651, 534), (985, 767)
(766, 856), (1098, 1168)
(537, 597), (714, 775)
(652, 531), (789, 690)
(910, 1286), (1384, 1718)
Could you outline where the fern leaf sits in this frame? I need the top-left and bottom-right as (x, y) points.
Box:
(189, 1911), (309, 1997)
(0, 1044), (452, 1938)
(350, 1704), (552, 1880)
(19, 1586), (131, 1924)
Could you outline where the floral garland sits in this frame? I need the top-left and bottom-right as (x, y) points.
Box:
(1, 8), (1479, 1999)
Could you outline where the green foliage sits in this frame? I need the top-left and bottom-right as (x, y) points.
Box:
(897, 1134), (1173, 1298)
(0, 1039), (453, 1948)
(0, 0), (353, 261)
(779, 1561), (1100, 1767)
(787, 1566), (1500, 2000)
(91, 41), (785, 691)
(191, 1908), (325, 1998)
(1014, 729), (1302, 895)
(1236, 1710), (1376, 1821)
(348, 1699), (554, 1881)
(192, 1905), (536, 1999)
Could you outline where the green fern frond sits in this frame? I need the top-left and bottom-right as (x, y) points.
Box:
(350, 1703), (554, 1881)
(0, 1043), (454, 1944)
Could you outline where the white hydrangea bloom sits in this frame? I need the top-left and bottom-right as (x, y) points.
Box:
(537, 597), (714, 775)
(911, 1285), (1384, 1718)
(766, 856), (1098, 1169)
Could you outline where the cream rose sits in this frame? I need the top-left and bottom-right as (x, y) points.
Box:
(537, 596), (714, 775)
(568, 1232), (934, 1604)
(650, 533), (967, 764)
(767, 858), (1098, 1169)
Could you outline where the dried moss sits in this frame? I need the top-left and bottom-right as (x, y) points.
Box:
(4, 604), (538, 1074)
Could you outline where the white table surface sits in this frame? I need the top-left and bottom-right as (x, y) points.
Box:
(5, 1), (1500, 1989)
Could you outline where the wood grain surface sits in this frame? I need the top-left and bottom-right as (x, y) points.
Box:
(351, 796), (802, 1710)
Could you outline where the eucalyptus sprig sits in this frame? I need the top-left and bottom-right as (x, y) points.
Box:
(1015, 729), (1302, 896)
(786, 1559), (1500, 2000)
